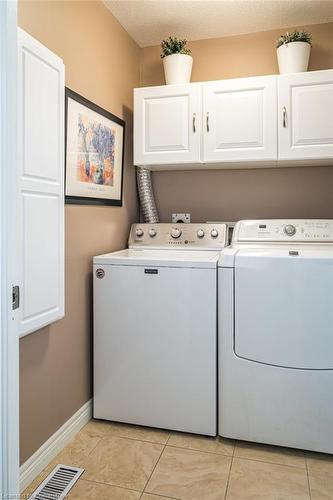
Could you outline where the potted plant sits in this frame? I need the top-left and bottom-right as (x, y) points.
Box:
(276, 30), (312, 74)
(160, 36), (193, 85)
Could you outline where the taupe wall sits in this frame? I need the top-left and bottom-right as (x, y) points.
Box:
(141, 22), (333, 222)
(18, 0), (140, 464)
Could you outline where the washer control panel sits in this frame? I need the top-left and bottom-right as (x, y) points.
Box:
(234, 220), (333, 243)
(129, 223), (228, 249)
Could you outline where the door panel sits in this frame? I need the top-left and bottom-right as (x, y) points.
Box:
(145, 96), (189, 152)
(278, 70), (333, 159)
(23, 50), (60, 181)
(18, 29), (64, 336)
(234, 252), (333, 369)
(134, 83), (201, 165)
(94, 264), (216, 435)
(22, 193), (60, 320)
(214, 91), (263, 148)
(203, 76), (277, 162)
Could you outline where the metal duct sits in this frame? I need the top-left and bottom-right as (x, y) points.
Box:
(136, 167), (159, 223)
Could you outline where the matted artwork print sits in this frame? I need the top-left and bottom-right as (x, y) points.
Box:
(65, 88), (125, 205)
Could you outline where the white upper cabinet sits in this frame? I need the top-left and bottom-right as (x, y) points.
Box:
(278, 70), (333, 160)
(134, 70), (333, 169)
(134, 83), (201, 166)
(18, 29), (65, 337)
(203, 76), (277, 163)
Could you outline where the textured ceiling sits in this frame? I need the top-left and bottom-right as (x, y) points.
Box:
(104, 0), (333, 47)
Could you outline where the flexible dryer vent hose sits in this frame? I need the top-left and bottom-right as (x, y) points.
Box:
(136, 167), (159, 223)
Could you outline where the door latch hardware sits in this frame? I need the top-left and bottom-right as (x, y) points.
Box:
(12, 285), (20, 310)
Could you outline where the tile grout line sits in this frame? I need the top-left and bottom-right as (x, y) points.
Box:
(77, 432), (106, 482)
(162, 438), (307, 468)
(78, 476), (142, 495)
(226, 454), (308, 470)
(305, 456), (312, 500)
(223, 442), (236, 500)
(139, 436), (171, 500)
(140, 491), (181, 500)
(166, 443), (235, 457)
(84, 427), (169, 446)
(85, 434), (104, 457)
(115, 434), (233, 457)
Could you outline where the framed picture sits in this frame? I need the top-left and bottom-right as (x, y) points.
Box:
(65, 88), (125, 206)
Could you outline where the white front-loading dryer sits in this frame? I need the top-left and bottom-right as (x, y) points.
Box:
(94, 223), (228, 436)
(218, 219), (333, 453)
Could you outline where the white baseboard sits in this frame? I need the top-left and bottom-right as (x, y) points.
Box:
(20, 399), (92, 492)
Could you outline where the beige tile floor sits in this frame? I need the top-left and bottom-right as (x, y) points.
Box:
(22, 419), (333, 499)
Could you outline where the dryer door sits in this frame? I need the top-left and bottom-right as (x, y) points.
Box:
(234, 248), (333, 369)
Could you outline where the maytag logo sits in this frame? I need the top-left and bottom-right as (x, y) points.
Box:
(145, 269), (158, 274)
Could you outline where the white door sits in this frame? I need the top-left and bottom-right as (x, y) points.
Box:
(18, 29), (65, 337)
(278, 69), (333, 160)
(234, 249), (333, 369)
(1, 1), (19, 497)
(203, 76), (277, 163)
(134, 83), (201, 166)
(94, 263), (217, 435)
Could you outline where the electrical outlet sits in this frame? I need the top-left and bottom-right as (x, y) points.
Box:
(172, 213), (191, 223)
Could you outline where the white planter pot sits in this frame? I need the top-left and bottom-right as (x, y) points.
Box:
(163, 54), (193, 85)
(277, 41), (311, 74)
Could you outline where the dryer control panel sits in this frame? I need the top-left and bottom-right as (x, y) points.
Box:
(233, 220), (333, 243)
(129, 223), (228, 249)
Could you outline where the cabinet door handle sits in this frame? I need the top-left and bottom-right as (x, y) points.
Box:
(206, 112), (210, 132)
(192, 113), (196, 133)
(282, 106), (287, 128)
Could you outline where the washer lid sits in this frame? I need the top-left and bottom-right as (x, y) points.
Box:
(234, 249), (333, 370)
(94, 249), (220, 268)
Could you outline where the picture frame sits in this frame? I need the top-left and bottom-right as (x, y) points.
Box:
(65, 88), (125, 206)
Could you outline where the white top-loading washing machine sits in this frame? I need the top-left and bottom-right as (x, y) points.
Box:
(219, 219), (333, 453)
(94, 223), (228, 436)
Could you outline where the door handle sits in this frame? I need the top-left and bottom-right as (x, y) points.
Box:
(282, 106), (287, 128)
(206, 112), (210, 132)
(192, 113), (196, 133)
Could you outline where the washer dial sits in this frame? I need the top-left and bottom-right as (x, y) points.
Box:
(284, 224), (296, 236)
(171, 227), (182, 239)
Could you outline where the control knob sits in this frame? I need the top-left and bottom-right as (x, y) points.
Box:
(210, 229), (219, 238)
(284, 224), (296, 236)
(149, 228), (157, 237)
(136, 227), (144, 237)
(197, 229), (205, 239)
(171, 227), (182, 239)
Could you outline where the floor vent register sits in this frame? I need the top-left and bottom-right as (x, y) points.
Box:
(28, 464), (84, 499)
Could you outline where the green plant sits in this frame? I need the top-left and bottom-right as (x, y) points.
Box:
(160, 36), (191, 58)
(276, 30), (312, 48)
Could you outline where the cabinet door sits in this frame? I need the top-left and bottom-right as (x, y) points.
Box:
(134, 83), (201, 166)
(18, 29), (65, 336)
(203, 76), (277, 163)
(278, 70), (333, 160)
